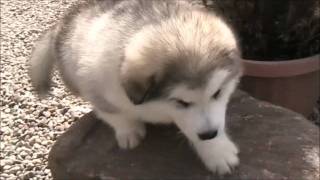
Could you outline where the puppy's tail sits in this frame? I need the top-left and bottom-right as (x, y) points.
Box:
(29, 29), (57, 97)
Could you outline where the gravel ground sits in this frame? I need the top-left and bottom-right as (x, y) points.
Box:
(0, 0), (90, 179)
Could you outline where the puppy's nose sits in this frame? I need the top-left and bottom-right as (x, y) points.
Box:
(198, 130), (218, 140)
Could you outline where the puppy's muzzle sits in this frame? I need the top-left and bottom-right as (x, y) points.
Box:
(198, 130), (218, 140)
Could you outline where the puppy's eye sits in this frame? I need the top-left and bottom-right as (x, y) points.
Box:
(172, 98), (193, 108)
(212, 89), (221, 99)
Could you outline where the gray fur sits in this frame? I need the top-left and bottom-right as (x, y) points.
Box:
(29, 0), (242, 173)
(30, 0), (241, 111)
(29, 28), (57, 96)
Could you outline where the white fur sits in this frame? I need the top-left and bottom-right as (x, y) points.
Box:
(163, 70), (240, 175)
(29, 0), (241, 175)
(95, 109), (146, 149)
(194, 134), (239, 175)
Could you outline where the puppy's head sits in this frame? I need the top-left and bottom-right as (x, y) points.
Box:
(121, 10), (242, 141)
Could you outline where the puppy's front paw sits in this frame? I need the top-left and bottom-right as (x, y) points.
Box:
(115, 121), (146, 149)
(196, 136), (239, 175)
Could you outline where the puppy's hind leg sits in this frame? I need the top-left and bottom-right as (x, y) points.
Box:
(95, 109), (146, 149)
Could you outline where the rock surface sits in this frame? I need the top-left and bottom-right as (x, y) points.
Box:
(49, 91), (319, 180)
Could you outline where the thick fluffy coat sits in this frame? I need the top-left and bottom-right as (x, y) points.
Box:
(30, 0), (242, 175)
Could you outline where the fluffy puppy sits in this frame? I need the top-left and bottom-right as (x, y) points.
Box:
(30, 0), (242, 175)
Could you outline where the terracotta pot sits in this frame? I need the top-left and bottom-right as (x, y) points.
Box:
(240, 54), (320, 117)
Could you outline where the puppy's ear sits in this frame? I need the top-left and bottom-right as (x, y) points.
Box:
(122, 75), (158, 105)
(121, 30), (165, 104)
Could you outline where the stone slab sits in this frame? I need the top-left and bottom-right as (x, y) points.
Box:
(49, 91), (319, 180)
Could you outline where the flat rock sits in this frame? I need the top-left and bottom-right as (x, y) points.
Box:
(49, 91), (319, 180)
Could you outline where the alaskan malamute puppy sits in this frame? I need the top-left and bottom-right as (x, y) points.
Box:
(30, 0), (242, 175)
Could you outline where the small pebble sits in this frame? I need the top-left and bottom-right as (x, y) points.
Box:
(43, 111), (51, 118)
(3, 165), (11, 170)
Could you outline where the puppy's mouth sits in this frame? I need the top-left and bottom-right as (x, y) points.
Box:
(198, 130), (218, 140)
